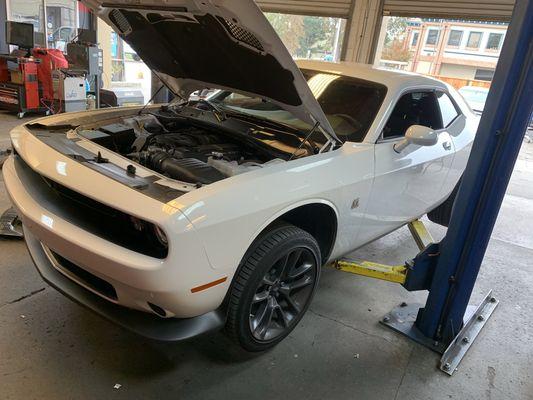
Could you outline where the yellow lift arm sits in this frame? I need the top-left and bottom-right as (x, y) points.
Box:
(332, 220), (434, 285)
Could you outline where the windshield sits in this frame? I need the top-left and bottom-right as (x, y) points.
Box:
(209, 70), (387, 143)
(459, 87), (489, 104)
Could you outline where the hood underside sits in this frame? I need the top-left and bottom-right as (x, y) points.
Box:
(82, 0), (339, 142)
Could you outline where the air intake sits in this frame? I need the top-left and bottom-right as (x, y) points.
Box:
(217, 17), (264, 53)
(109, 9), (132, 35)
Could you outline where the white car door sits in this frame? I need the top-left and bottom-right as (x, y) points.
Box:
(357, 90), (455, 245)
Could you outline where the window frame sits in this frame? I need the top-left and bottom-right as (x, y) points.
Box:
(436, 90), (462, 129)
(426, 29), (440, 46)
(411, 31), (420, 47)
(378, 89), (443, 143)
(447, 30), (463, 47)
(474, 68), (495, 81)
(486, 32), (504, 51)
(466, 31), (483, 49)
(377, 87), (463, 144)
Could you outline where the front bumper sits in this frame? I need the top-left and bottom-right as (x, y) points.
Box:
(24, 227), (225, 341)
(3, 144), (230, 339)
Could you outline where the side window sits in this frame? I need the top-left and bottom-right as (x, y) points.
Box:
(437, 92), (460, 127)
(383, 91), (443, 139)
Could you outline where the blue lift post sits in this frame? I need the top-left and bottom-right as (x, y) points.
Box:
(381, 0), (533, 375)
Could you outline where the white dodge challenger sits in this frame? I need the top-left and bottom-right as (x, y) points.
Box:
(3, 0), (478, 351)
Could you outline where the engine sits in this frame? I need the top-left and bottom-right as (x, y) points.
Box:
(83, 115), (285, 185)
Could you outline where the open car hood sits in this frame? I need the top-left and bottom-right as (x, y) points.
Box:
(82, 0), (339, 142)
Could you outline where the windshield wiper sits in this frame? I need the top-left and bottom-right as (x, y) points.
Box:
(222, 109), (302, 134)
(195, 99), (227, 122)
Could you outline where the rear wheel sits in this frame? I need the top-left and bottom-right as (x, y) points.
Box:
(427, 180), (461, 227)
(226, 223), (321, 352)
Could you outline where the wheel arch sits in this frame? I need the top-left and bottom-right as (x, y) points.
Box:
(219, 200), (338, 314)
(249, 199), (339, 265)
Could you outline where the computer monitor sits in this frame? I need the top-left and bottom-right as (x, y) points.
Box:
(77, 29), (97, 45)
(6, 21), (34, 50)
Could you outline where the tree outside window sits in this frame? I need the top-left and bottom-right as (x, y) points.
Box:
(380, 17), (412, 63)
(265, 13), (345, 61)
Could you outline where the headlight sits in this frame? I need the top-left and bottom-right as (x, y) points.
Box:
(153, 225), (168, 247)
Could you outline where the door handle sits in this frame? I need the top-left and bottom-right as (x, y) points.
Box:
(443, 141), (452, 151)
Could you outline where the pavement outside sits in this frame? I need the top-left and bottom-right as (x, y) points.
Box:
(0, 110), (532, 400)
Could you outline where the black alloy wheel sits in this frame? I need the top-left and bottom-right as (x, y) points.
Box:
(249, 247), (317, 341)
(226, 223), (321, 351)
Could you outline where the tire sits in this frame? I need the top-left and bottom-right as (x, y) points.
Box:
(226, 223), (321, 352)
(427, 180), (461, 227)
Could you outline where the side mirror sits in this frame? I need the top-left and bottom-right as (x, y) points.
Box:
(393, 125), (438, 153)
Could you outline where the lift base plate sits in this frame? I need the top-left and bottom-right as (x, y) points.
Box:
(380, 290), (498, 375)
(439, 290), (499, 375)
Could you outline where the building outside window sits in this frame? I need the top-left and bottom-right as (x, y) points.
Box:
(486, 33), (503, 50)
(447, 30), (463, 47)
(375, 17), (507, 88)
(8, 0), (46, 46)
(46, 0), (77, 51)
(466, 31), (483, 48)
(426, 29), (439, 45)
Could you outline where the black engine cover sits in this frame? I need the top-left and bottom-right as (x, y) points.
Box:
(150, 153), (225, 184)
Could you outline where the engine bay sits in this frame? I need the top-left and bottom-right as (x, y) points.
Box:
(77, 110), (313, 186)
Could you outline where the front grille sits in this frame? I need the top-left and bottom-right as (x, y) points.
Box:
(16, 155), (168, 258)
(47, 248), (117, 301)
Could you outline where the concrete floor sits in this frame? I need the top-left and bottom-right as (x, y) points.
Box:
(0, 110), (532, 400)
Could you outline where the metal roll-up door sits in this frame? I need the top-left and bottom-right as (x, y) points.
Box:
(255, 0), (353, 18)
(382, 0), (515, 21)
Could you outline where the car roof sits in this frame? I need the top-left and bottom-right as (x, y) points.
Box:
(296, 60), (448, 92)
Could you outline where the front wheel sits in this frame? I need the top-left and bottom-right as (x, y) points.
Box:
(226, 223), (321, 352)
(427, 179), (461, 227)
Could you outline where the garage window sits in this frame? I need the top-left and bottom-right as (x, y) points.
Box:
(382, 91), (443, 139)
(265, 13), (346, 61)
(437, 92), (460, 127)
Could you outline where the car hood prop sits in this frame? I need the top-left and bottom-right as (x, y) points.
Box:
(81, 0), (340, 144)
